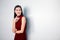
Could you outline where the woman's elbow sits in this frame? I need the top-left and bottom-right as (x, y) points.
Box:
(12, 29), (15, 33)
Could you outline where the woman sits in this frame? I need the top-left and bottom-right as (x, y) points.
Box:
(12, 5), (27, 40)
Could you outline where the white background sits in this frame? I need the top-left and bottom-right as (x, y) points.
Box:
(0, 0), (60, 40)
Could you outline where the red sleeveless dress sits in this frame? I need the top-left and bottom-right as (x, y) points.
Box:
(14, 15), (27, 40)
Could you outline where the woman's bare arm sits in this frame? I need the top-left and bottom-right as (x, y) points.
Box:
(12, 19), (17, 33)
(16, 16), (26, 34)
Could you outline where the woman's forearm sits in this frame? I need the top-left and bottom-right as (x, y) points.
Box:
(12, 20), (17, 33)
(16, 30), (23, 34)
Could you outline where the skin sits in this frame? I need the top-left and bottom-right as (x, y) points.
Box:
(12, 7), (26, 34)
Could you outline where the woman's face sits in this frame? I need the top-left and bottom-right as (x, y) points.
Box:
(15, 7), (21, 16)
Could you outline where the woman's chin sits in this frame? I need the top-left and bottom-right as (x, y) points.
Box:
(17, 14), (21, 16)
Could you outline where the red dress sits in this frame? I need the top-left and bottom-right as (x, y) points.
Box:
(14, 15), (27, 40)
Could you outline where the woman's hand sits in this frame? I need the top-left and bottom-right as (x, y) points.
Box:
(13, 29), (17, 33)
(16, 31), (20, 34)
(14, 16), (20, 23)
(14, 29), (17, 33)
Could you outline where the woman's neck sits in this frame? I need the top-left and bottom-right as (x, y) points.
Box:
(17, 15), (21, 17)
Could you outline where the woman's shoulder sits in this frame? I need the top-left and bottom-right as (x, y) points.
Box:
(21, 16), (26, 21)
(22, 16), (26, 19)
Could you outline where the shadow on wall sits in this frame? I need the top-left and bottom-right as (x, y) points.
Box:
(24, 7), (31, 40)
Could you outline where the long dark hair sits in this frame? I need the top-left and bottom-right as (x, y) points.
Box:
(14, 5), (24, 18)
